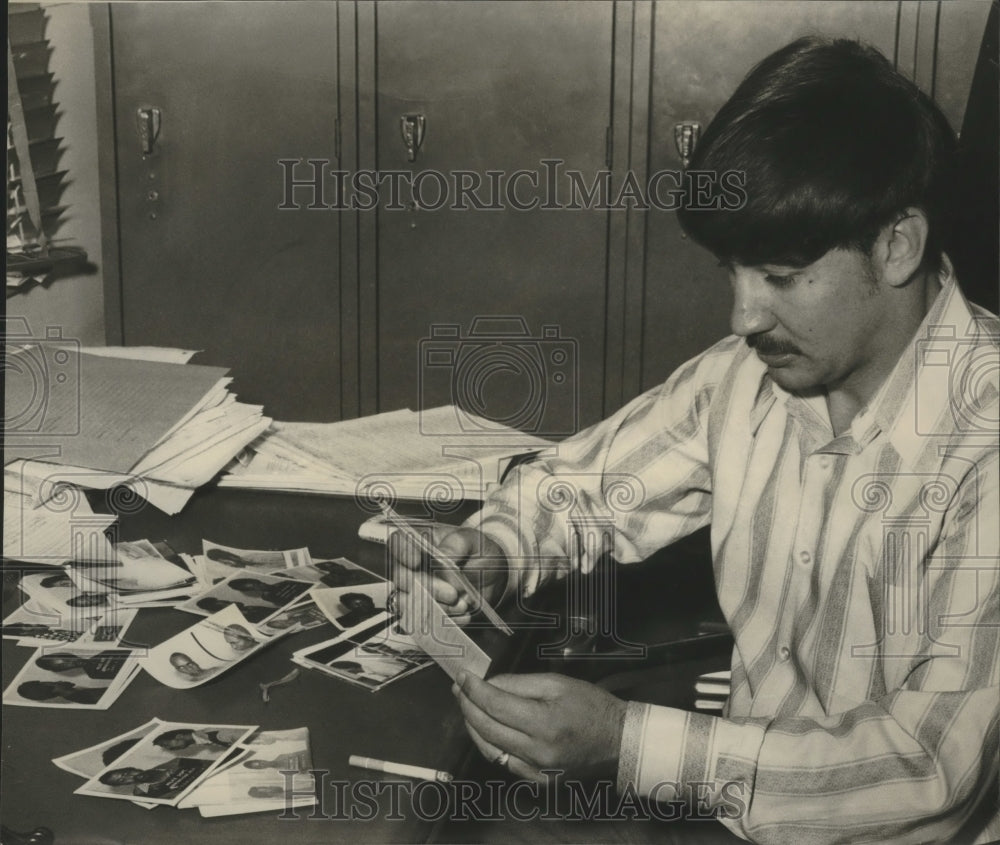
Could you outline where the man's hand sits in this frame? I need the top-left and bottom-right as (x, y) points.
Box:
(453, 671), (627, 783)
(388, 526), (508, 626)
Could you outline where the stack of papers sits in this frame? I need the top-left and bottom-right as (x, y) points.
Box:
(221, 406), (553, 501)
(3, 341), (271, 567)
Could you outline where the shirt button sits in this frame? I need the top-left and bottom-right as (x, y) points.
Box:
(778, 646), (791, 661)
(799, 550), (812, 565)
(817, 455), (831, 469)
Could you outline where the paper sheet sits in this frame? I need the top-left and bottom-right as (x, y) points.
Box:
(4, 346), (229, 472)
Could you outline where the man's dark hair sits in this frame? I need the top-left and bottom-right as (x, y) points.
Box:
(153, 729), (193, 747)
(677, 37), (957, 272)
(35, 653), (80, 671)
(39, 573), (72, 588)
(206, 548), (243, 564)
(340, 592), (375, 610)
(102, 738), (139, 764)
(229, 578), (264, 592)
(18, 680), (61, 700)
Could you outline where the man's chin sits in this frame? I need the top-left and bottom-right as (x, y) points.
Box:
(764, 361), (820, 393)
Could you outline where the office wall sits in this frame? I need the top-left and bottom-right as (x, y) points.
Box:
(8, 2), (105, 346)
(18, 1), (992, 370)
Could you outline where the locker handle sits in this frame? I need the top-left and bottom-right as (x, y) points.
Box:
(400, 114), (426, 163)
(136, 107), (162, 155)
(674, 122), (701, 168)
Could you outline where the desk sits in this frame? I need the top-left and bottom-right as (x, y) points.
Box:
(2, 486), (735, 845)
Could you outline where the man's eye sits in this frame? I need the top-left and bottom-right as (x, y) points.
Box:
(764, 273), (797, 288)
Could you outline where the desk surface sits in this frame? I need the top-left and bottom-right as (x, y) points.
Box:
(2, 486), (734, 845)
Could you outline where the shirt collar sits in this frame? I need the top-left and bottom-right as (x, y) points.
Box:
(881, 262), (999, 465)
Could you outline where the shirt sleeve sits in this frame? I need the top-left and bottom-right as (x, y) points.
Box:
(618, 453), (1000, 845)
(465, 342), (731, 600)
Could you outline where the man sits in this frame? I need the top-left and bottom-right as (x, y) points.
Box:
(392, 38), (998, 844)
(314, 558), (382, 587)
(195, 596), (273, 623)
(228, 577), (310, 607)
(98, 757), (212, 800)
(168, 652), (206, 679)
(16, 679), (105, 705)
(222, 623), (258, 652)
(153, 727), (244, 752)
(335, 591), (384, 629)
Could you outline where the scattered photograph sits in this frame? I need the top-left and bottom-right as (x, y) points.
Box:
(277, 557), (383, 588)
(310, 582), (390, 633)
(200, 540), (312, 583)
(292, 624), (428, 691)
(141, 605), (271, 689)
(255, 597), (330, 637)
(70, 541), (196, 598)
(53, 718), (164, 778)
(177, 571), (313, 624)
(2, 646), (139, 709)
(18, 571), (114, 625)
(2, 603), (138, 649)
(75, 720), (256, 806)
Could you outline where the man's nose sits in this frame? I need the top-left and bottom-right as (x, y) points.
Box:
(730, 270), (777, 337)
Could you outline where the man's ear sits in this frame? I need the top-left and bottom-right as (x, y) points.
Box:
(878, 207), (929, 287)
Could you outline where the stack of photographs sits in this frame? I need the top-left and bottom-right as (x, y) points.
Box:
(60, 719), (256, 807)
(12, 570), (136, 640)
(69, 539), (200, 608)
(179, 727), (317, 817)
(54, 720), (316, 815)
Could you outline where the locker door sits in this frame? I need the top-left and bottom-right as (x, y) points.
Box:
(111, 2), (342, 420)
(640, 1), (900, 391)
(372, 1), (614, 436)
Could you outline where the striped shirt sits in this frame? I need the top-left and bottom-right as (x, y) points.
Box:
(471, 269), (999, 844)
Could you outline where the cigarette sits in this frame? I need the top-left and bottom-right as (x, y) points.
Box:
(349, 755), (453, 783)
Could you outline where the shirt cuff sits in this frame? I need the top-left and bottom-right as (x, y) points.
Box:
(616, 702), (767, 811)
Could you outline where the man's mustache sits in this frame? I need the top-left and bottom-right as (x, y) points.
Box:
(746, 333), (801, 356)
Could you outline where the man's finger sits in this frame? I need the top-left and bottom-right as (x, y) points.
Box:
(393, 568), (462, 607)
(465, 724), (543, 784)
(435, 528), (477, 559)
(484, 672), (571, 701)
(457, 672), (547, 735)
(387, 531), (423, 569)
(457, 691), (538, 765)
(464, 722), (501, 762)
